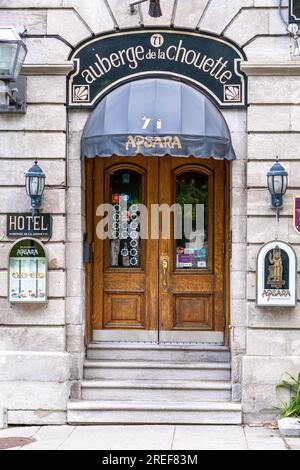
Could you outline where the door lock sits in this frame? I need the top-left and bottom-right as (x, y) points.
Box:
(161, 256), (169, 291)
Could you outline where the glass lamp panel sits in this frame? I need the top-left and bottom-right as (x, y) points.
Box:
(29, 176), (40, 196)
(0, 43), (17, 77)
(25, 177), (30, 196)
(14, 45), (26, 79)
(273, 175), (283, 195)
(38, 177), (45, 196)
(267, 175), (274, 195)
(282, 175), (288, 195)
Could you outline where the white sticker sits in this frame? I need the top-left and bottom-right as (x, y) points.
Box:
(198, 261), (207, 268)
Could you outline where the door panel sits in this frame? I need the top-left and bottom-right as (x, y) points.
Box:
(158, 157), (225, 342)
(93, 156), (159, 338)
(92, 156), (226, 344)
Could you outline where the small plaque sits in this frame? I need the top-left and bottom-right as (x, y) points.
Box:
(7, 213), (52, 238)
(8, 238), (48, 303)
(257, 240), (297, 307)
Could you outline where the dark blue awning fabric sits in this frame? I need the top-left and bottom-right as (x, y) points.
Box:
(81, 78), (236, 160)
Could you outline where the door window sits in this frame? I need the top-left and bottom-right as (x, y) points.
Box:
(175, 171), (209, 270)
(109, 169), (142, 268)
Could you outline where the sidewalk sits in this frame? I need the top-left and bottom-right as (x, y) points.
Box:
(0, 425), (299, 450)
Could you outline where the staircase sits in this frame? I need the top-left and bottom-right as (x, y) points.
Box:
(67, 343), (242, 424)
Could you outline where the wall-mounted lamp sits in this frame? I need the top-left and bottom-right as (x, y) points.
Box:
(25, 161), (46, 218)
(267, 157), (288, 219)
(129, 0), (162, 18)
(0, 26), (27, 113)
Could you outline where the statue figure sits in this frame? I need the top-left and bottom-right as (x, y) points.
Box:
(267, 245), (285, 288)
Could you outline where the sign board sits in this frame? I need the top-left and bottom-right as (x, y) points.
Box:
(68, 28), (246, 109)
(293, 195), (300, 235)
(257, 241), (297, 307)
(7, 213), (52, 238)
(8, 238), (48, 303)
(289, 0), (300, 22)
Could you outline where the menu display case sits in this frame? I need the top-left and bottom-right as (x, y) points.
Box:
(8, 238), (48, 303)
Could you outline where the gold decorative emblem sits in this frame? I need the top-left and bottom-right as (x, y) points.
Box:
(267, 245), (285, 289)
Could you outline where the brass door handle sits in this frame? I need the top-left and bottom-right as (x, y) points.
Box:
(161, 256), (169, 290)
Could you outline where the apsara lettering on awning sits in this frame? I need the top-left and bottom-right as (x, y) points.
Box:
(68, 28), (247, 109)
(125, 135), (182, 153)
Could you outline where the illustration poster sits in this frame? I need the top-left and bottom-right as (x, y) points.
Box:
(8, 238), (47, 303)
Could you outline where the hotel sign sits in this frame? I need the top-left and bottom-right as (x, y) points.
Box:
(68, 28), (246, 109)
(7, 213), (52, 238)
(257, 241), (297, 308)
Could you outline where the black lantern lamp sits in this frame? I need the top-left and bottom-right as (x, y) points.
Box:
(149, 0), (162, 17)
(25, 160), (46, 217)
(267, 157), (288, 216)
(129, 0), (162, 18)
(0, 26), (27, 113)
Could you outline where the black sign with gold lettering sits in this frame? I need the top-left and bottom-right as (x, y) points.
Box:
(7, 214), (52, 238)
(68, 28), (246, 109)
(289, 0), (300, 22)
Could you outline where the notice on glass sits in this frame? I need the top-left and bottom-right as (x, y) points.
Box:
(8, 239), (47, 303)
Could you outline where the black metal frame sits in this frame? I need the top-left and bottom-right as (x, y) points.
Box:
(289, 0), (300, 22)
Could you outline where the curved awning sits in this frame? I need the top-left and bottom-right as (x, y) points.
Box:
(81, 78), (236, 160)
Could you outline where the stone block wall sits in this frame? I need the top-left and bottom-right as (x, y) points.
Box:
(0, 68), (70, 423)
(242, 69), (300, 423)
(0, 0), (299, 424)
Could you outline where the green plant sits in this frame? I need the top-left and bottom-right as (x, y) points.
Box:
(276, 372), (300, 419)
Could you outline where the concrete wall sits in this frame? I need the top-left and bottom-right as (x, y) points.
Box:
(0, 0), (299, 425)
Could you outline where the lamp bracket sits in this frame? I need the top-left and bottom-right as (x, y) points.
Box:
(0, 76), (27, 114)
(288, 22), (299, 35)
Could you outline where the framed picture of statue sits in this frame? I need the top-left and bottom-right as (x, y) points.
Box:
(256, 240), (297, 307)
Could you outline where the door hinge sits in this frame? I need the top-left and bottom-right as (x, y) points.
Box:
(83, 241), (92, 264)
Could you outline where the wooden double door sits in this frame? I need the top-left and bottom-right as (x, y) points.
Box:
(89, 156), (228, 344)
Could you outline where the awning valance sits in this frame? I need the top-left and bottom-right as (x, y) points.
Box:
(81, 78), (236, 160)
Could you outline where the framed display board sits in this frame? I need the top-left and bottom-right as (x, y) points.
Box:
(257, 240), (297, 308)
(8, 238), (48, 303)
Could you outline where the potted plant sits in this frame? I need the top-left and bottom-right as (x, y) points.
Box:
(276, 373), (300, 438)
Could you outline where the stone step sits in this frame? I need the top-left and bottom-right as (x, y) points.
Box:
(84, 360), (231, 381)
(81, 379), (232, 402)
(87, 342), (230, 363)
(68, 400), (242, 425)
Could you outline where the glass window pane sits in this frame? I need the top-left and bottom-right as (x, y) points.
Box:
(176, 172), (209, 270)
(109, 170), (141, 268)
(0, 44), (17, 76)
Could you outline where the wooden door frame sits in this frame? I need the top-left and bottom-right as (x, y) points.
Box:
(84, 157), (232, 346)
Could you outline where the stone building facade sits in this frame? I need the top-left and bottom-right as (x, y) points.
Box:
(0, 0), (300, 425)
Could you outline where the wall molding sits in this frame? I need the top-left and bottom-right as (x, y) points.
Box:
(241, 61), (300, 76)
(21, 63), (74, 76)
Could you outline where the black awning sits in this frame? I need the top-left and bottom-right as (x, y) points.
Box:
(81, 78), (236, 160)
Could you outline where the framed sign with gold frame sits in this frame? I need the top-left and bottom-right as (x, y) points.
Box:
(8, 238), (48, 303)
(257, 240), (297, 308)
